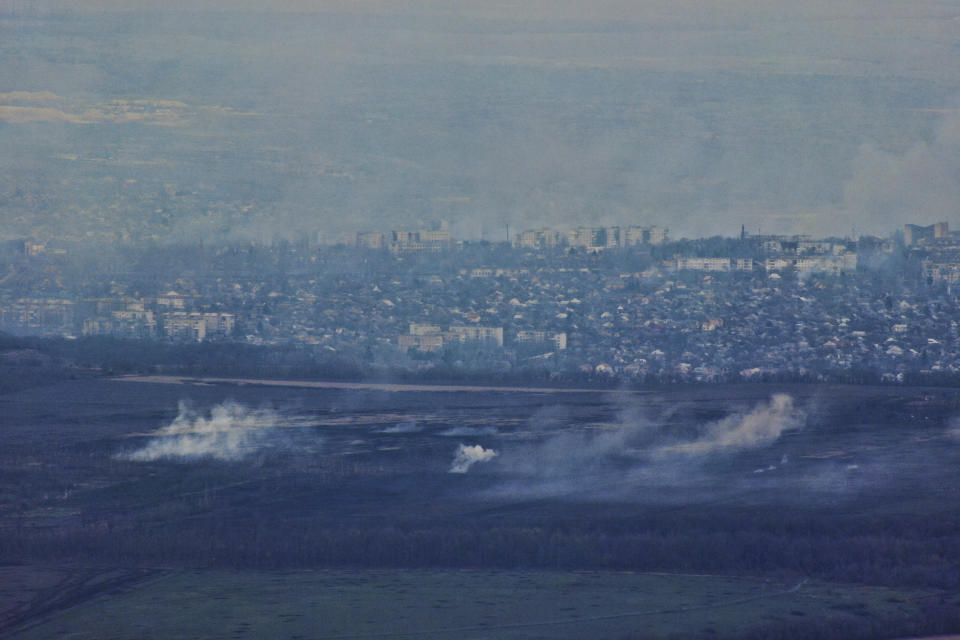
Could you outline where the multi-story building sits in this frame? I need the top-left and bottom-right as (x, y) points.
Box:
(163, 313), (207, 341)
(763, 254), (858, 275)
(794, 254), (858, 276)
(923, 259), (960, 284)
(604, 226), (621, 249)
(398, 333), (444, 352)
(162, 312), (235, 342)
(0, 298), (74, 336)
(356, 232), (386, 249)
(155, 291), (191, 309)
(514, 228), (565, 249)
(904, 222), (950, 247)
(398, 323), (504, 351)
(447, 325), (504, 346)
(409, 323), (442, 336)
(567, 227), (603, 251)
(513, 225), (667, 250)
(677, 257), (732, 272)
(646, 226), (668, 245)
(388, 222), (452, 253)
(623, 226), (646, 246)
(515, 330), (567, 350)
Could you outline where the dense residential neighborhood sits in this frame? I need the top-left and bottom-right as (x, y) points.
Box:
(2, 221), (960, 384)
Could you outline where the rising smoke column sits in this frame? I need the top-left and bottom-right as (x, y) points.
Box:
(119, 400), (284, 462)
(841, 110), (960, 235)
(449, 444), (498, 473)
(663, 393), (802, 455)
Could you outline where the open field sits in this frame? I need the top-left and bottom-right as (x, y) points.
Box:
(4, 568), (950, 640)
(2, 376), (960, 637)
(117, 374), (629, 395)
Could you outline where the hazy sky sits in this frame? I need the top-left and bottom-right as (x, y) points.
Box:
(2, 1), (958, 242)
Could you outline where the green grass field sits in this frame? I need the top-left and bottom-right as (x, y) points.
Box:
(9, 569), (939, 640)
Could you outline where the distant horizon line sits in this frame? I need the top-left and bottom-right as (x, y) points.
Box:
(5, 222), (941, 248)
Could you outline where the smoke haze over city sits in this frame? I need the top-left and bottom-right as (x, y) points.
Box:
(2, 1), (958, 244)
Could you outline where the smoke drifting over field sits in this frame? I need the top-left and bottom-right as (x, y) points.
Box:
(664, 394), (802, 455)
(474, 394), (808, 498)
(108, 389), (960, 504)
(948, 416), (960, 440)
(120, 401), (306, 462)
(381, 421), (423, 434)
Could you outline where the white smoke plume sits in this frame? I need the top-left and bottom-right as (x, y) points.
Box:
(841, 110), (960, 235)
(449, 443), (498, 473)
(485, 394), (805, 497)
(120, 400), (287, 462)
(947, 416), (960, 440)
(664, 393), (803, 456)
(493, 395), (666, 479)
(381, 421), (423, 434)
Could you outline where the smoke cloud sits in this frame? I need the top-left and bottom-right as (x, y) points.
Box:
(663, 393), (802, 455)
(119, 400), (297, 462)
(381, 421), (423, 434)
(3, 4), (957, 244)
(481, 394), (805, 497)
(839, 109), (960, 236)
(449, 444), (498, 473)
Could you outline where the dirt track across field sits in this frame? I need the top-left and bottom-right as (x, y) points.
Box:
(0, 567), (166, 638)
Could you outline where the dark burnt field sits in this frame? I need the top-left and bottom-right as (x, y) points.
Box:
(2, 377), (960, 638)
